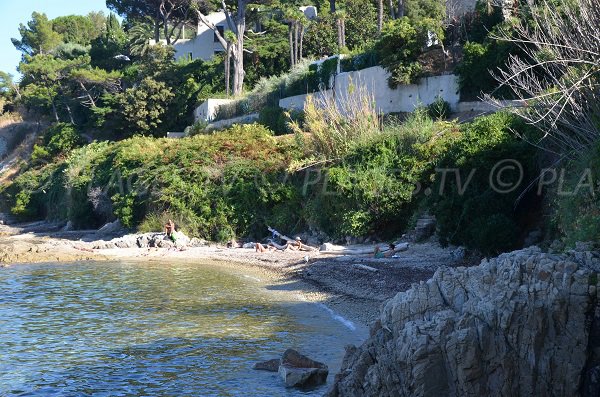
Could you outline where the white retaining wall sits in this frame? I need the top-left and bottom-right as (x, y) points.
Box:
(194, 98), (235, 122)
(279, 67), (460, 114)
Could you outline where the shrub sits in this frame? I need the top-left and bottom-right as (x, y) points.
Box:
(427, 96), (451, 120)
(258, 106), (288, 135)
(427, 112), (540, 255)
(552, 144), (600, 246)
(43, 123), (84, 156)
(289, 84), (382, 161)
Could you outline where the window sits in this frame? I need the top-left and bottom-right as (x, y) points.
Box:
(214, 26), (224, 42)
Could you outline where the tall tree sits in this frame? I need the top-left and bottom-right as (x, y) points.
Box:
(12, 12), (63, 55)
(197, 0), (251, 96)
(52, 14), (106, 45)
(107, 0), (199, 44)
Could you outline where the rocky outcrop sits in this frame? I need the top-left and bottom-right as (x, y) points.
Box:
(327, 247), (600, 397)
(91, 232), (207, 250)
(253, 349), (329, 389)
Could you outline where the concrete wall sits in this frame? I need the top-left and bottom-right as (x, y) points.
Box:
(279, 67), (460, 114)
(194, 98), (235, 122)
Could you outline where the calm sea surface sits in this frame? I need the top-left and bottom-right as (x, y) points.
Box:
(0, 261), (365, 396)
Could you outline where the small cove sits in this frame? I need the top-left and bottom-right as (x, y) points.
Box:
(0, 260), (367, 396)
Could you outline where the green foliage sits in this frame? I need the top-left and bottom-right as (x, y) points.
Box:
(427, 96), (451, 120)
(427, 112), (540, 255)
(118, 77), (175, 136)
(553, 144), (600, 246)
(302, 109), (454, 238)
(43, 123), (84, 156)
(304, 13), (339, 58)
(374, 18), (424, 87)
(89, 14), (127, 71)
(52, 13), (105, 45)
(340, 51), (379, 72)
(12, 12), (62, 55)
(258, 106), (289, 135)
(456, 39), (515, 99)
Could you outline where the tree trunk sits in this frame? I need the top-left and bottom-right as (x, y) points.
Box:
(66, 103), (75, 125)
(79, 82), (96, 108)
(294, 22), (300, 65)
(299, 23), (305, 62)
(289, 22), (295, 66)
(330, 0), (336, 14)
(389, 0), (396, 19)
(164, 14), (170, 44)
(337, 18), (343, 51)
(378, 0), (384, 33)
(232, 0), (246, 96)
(154, 10), (161, 42)
(398, 0), (404, 18)
(225, 43), (231, 96)
(341, 19), (346, 48)
(51, 101), (59, 122)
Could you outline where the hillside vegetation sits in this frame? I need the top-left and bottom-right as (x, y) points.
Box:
(0, 0), (598, 255)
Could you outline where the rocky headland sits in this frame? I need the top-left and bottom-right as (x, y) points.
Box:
(326, 246), (600, 397)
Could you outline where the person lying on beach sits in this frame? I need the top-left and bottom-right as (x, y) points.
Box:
(255, 242), (275, 253)
(374, 243), (399, 258)
(284, 237), (314, 252)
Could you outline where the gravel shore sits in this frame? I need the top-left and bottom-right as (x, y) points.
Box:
(0, 228), (463, 329)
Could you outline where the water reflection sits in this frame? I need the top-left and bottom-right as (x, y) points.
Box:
(0, 261), (360, 396)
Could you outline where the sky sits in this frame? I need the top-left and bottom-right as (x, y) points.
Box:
(0, 0), (113, 77)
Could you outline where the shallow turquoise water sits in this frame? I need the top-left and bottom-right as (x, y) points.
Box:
(0, 261), (363, 396)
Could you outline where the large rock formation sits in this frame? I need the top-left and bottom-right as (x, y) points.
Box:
(327, 247), (600, 397)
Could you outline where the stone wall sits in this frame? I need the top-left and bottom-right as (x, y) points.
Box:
(327, 247), (600, 397)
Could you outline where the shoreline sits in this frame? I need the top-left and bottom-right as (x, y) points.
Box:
(0, 231), (463, 330)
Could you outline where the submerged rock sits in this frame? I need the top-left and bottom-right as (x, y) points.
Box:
(254, 349), (329, 388)
(278, 365), (329, 388)
(327, 247), (600, 397)
(253, 359), (280, 372)
(279, 349), (329, 388)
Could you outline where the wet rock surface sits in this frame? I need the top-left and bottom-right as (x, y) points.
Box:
(253, 349), (329, 389)
(327, 247), (600, 397)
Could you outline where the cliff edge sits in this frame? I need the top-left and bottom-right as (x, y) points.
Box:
(327, 247), (600, 396)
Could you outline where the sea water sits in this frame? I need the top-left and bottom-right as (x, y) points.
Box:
(0, 261), (365, 396)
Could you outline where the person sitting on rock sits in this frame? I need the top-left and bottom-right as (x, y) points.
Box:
(164, 219), (177, 242)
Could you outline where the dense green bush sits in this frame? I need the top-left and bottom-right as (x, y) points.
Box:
(258, 106), (289, 135)
(3, 124), (302, 241)
(427, 96), (451, 120)
(44, 123), (84, 156)
(427, 112), (540, 255)
(552, 144), (600, 246)
(456, 40), (515, 99)
(374, 18), (425, 87)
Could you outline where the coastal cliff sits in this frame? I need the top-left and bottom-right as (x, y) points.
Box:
(327, 247), (600, 397)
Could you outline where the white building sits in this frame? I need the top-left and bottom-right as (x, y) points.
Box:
(150, 12), (228, 62)
(151, 6), (318, 63)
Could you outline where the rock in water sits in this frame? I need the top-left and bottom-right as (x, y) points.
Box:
(279, 349), (329, 388)
(326, 247), (600, 397)
(279, 365), (329, 388)
(253, 359), (280, 372)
